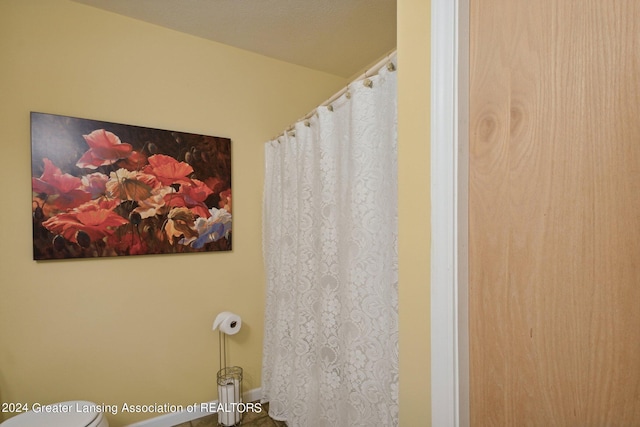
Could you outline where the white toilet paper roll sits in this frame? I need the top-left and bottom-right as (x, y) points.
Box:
(213, 311), (242, 335)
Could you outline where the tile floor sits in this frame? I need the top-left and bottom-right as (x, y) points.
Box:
(174, 402), (287, 427)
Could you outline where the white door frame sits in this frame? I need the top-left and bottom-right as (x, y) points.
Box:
(430, 0), (469, 426)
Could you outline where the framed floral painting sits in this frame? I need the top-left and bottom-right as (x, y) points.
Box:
(31, 112), (232, 260)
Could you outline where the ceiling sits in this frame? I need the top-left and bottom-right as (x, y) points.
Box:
(72, 0), (397, 78)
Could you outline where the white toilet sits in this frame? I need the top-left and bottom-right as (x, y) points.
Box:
(0, 401), (108, 427)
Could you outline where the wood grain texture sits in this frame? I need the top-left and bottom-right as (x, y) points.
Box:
(469, 0), (640, 425)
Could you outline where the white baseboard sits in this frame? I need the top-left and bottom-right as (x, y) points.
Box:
(125, 388), (263, 427)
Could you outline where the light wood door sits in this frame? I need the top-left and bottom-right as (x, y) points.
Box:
(469, 0), (640, 425)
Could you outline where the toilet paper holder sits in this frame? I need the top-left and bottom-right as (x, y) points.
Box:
(215, 313), (243, 426)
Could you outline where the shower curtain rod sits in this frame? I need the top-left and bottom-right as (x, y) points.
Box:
(272, 48), (397, 141)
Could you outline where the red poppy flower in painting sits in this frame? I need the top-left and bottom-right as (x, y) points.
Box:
(93, 198), (121, 211)
(144, 154), (193, 186)
(33, 158), (82, 195)
(164, 179), (213, 218)
(117, 150), (148, 171)
(181, 179), (213, 203)
(42, 203), (129, 244)
(48, 191), (93, 211)
(32, 158), (92, 210)
(76, 129), (133, 169)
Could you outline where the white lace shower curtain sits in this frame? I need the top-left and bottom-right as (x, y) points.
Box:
(261, 56), (398, 427)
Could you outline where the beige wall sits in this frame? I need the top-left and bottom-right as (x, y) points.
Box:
(398, 0), (431, 425)
(0, 0), (431, 426)
(0, 1), (345, 425)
